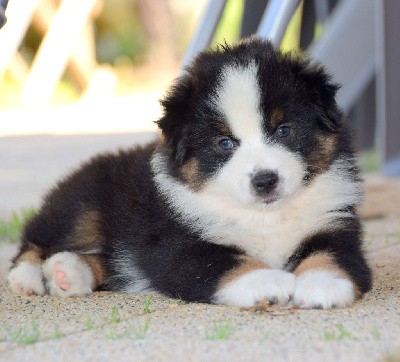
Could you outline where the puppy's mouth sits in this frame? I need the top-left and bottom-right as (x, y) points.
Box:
(261, 196), (279, 205)
(261, 196), (278, 204)
(257, 192), (280, 205)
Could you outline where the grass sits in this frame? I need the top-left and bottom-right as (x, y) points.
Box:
(144, 295), (154, 314)
(324, 324), (356, 341)
(359, 150), (380, 173)
(130, 317), (151, 340)
(176, 294), (187, 305)
(105, 329), (127, 340)
(103, 305), (151, 340)
(3, 308), (152, 344)
(85, 317), (95, 331)
(362, 231), (400, 251)
(3, 320), (67, 345)
(108, 307), (121, 324)
(105, 318), (151, 340)
(371, 327), (381, 341)
(205, 322), (235, 340)
(362, 232), (376, 251)
(0, 208), (36, 243)
(49, 324), (63, 339)
(4, 319), (41, 345)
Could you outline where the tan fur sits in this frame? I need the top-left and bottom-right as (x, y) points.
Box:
(216, 122), (232, 135)
(79, 254), (107, 289)
(180, 158), (202, 190)
(70, 211), (105, 288)
(270, 109), (285, 129)
(15, 243), (43, 265)
(72, 210), (104, 249)
(294, 252), (361, 298)
(310, 134), (338, 174)
(218, 256), (267, 289)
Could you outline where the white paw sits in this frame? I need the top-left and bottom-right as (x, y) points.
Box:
(294, 270), (355, 309)
(8, 262), (45, 296)
(213, 269), (295, 307)
(42, 252), (94, 297)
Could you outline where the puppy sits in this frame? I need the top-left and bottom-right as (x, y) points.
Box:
(8, 38), (372, 309)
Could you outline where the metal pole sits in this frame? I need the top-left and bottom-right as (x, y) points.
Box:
(0, 0), (9, 29)
(181, 0), (227, 69)
(375, 0), (400, 176)
(309, 0), (375, 113)
(257, 0), (301, 46)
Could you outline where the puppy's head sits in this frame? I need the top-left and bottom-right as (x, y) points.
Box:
(157, 38), (347, 208)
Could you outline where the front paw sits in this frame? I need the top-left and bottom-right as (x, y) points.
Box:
(294, 270), (355, 309)
(213, 269), (295, 307)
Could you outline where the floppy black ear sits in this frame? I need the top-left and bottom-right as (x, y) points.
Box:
(289, 59), (342, 132)
(156, 74), (194, 164)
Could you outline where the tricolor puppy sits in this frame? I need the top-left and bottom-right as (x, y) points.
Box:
(8, 38), (372, 309)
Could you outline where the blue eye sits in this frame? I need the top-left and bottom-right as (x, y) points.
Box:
(276, 125), (291, 138)
(218, 138), (235, 151)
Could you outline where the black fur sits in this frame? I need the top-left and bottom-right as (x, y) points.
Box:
(12, 38), (372, 304)
(19, 143), (243, 301)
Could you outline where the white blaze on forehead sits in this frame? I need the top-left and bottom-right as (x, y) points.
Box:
(211, 61), (306, 206)
(215, 62), (263, 140)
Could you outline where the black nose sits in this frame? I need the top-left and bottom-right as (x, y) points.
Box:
(251, 171), (279, 195)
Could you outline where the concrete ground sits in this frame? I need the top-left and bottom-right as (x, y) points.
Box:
(0, 132), (158, 218)
(0, 134), (399, 361)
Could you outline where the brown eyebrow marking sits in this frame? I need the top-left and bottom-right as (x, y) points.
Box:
(270, 109), (285, 129)
(216, 122), (232, 135)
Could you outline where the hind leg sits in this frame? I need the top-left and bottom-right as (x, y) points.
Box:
(9, 205), (108, 297)
(8, 243), (45, 296)
(8, 242), (106, 297)
(42, 252), (106, 297)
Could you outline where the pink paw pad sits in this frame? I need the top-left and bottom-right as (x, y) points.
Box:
(53, 265), (71, 291)
(55, 270), (71, 291)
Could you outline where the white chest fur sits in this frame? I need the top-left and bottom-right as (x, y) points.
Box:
(152, 154), (362, 269)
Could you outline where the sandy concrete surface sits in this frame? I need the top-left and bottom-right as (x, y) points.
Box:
(0, 135), (399, 361)
(0, 133), (157, 218)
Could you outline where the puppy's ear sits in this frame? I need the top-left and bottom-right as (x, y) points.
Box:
(289, 59), (342, 132)
(156, 74), (193, 164)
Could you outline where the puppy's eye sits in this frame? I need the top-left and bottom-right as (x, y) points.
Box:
(218, 138), (235, 151)
(275, 125), (291, 138)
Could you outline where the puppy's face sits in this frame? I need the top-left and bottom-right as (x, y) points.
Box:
(157, 39), (344, 208)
